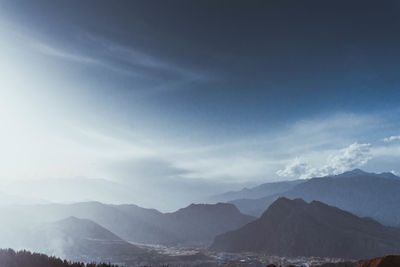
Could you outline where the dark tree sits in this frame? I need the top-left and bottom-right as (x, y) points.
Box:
(0, 249), (122, 267)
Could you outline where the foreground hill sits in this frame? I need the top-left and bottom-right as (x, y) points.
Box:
(355, 255), (400, 267)
(211, 197), (400, 259)
(30, 217), (145, 263)
(230, 170), (400, 226)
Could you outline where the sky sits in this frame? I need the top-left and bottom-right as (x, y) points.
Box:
(1, 0), (400, 210)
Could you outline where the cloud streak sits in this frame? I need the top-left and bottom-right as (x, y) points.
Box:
(80, 33), (204, 79)
(383, 135), (400, 142)
(32, 41), (145, 77)
(31, 30), (206, 86)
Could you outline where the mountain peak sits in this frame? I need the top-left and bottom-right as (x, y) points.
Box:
(211, 198), (400, 258)
(335, 169), (369, 177)
(331, 169), (400, 180)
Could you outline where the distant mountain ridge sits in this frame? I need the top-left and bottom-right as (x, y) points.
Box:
(229, 169), (400, 226)
(327, 169), (399, 180)
(0, 201), (254, 246)
(209, 179), (305, 202)
(211, 197), (400, 259)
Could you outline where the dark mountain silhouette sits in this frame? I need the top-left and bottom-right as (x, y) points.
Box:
(230, 170), (400, 226)
(30, 217), (145, 263)
(355, 255), (400, 267)
(209, 180), (305, 202)
(211, 197), (400, 259)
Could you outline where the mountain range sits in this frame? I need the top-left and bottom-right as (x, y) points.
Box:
(211, 197), (400, 259)
(2, 169), (400, 263)
(0, 201), (254, 246)
(209, 179), (305, 202)
(228, 169), (400, 226)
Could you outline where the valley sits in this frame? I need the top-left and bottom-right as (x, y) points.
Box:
(1, 170), (399, 266)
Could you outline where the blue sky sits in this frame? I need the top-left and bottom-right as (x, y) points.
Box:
(1, 0), (400, 209)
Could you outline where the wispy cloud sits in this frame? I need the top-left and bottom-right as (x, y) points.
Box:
(30, 30), (207, 86)
(80, 33), (204, 80)
(383, 135), (400, 142)
(32, 41), (143, 77)
(34, 42), (98, 65)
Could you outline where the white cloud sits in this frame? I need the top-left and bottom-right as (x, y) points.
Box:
(383, 135), (400, 142)
(276, 157), (320, 179)
(277, 143), (372, 179)
(326, 143), (372, 174)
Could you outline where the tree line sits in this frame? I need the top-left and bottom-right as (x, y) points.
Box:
(0, 249), (121, 267)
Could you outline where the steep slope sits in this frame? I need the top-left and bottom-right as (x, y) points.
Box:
(30, 217), (145, 263)
(230, 194), (279, 217)
(355, 255), (400, 267)
(159, 203), (256, 244)
(211, 198), (400, 259)
(210, 180), (305, 202)
(231, 170), (400, 225)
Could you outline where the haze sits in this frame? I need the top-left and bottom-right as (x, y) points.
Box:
(1, 0), (400, 211)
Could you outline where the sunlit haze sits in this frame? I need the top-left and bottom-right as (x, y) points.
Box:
(1, 1), (400, 212)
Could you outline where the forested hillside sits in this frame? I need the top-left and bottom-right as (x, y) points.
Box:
(0, 249), (121, 267)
